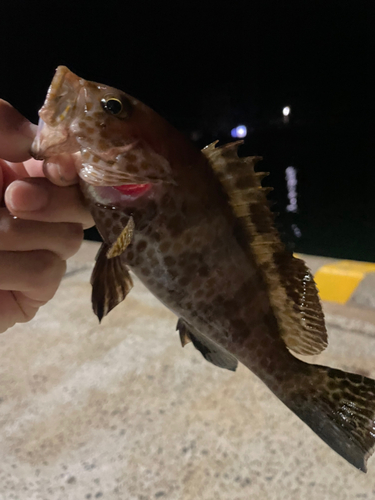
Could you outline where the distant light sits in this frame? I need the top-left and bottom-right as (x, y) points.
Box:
(282, 106), (291, 117)
(291, 224), (302, 238)
(285, 166), (298, 213)
(231, 125), (247, 138)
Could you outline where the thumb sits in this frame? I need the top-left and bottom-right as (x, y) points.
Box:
(0, 100), (37, 162)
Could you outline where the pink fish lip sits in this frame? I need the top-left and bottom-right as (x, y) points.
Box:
(113, 183), (151, 196)
(88, 184), (153, 208)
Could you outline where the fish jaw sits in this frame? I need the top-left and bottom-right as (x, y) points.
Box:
(30, 117), (79, 160)
(30, 66), (85, 159)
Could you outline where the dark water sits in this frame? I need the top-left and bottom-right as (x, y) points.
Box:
(85, 119), (375, 262)
(245, 120), (375, 262)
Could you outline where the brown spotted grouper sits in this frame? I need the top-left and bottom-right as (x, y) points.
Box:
(31, 66), (375, 471)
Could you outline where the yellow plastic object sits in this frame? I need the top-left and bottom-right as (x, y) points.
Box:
(314, 260), (375, 304)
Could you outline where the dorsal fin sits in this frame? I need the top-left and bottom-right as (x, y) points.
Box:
(202, 141), (327, 356)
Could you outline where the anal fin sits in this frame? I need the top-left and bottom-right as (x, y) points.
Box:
(177, 319), (238, 372)
(91, 243), (133, 322)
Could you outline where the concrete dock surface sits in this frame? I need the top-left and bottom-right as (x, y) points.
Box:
(1, 242), (375, 499)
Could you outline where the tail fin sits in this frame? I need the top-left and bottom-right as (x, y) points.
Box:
(284, 365), (375, 472)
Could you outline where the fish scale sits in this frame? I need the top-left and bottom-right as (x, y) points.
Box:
(31, 65), (375, 472)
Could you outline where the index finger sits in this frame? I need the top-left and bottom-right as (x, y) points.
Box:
(5, 178), (94, 228)
(0, 100), (37, 162)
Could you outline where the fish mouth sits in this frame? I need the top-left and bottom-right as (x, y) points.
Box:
(85, 184), (152, 208)
(40, 66), (83, 123)
(30, 66), (84, 160)
(113, 183), (151, 196)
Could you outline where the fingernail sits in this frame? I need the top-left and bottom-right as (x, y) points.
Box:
(44, 156), (78, 185)
(6, 181), (49, 212)
(43, 161), (63, 182)
(46, 161), (77, 182)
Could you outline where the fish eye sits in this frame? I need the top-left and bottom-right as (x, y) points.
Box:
(101, 96), (131, 118)
(101, 97), (123, 115)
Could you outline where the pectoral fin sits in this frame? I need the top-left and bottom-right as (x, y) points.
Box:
(91, 243), (133, 322)
(106, 216), (135, 259)
(176, 319), (238, 371)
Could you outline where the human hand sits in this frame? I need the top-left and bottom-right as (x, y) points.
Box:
(0, 99), (94, 333)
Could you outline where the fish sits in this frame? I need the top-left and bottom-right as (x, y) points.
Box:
(31, 65), (375, 472)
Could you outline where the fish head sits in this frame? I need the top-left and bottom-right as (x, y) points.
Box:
(31, 66), (173, 191)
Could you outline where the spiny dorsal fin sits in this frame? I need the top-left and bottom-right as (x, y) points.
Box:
(202, 141), (327, 356)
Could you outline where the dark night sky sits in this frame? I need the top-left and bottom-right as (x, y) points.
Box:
(1, 1), (371, 123)
(1, 0), (374, 260)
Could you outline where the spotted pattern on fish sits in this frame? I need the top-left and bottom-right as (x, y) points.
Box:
(31, 65), (375, 472)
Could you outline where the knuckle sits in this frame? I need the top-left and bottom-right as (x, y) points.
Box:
(29, 250), (66, 289)
(61, 223), (84, 258)
(18, 307), (39, 323)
